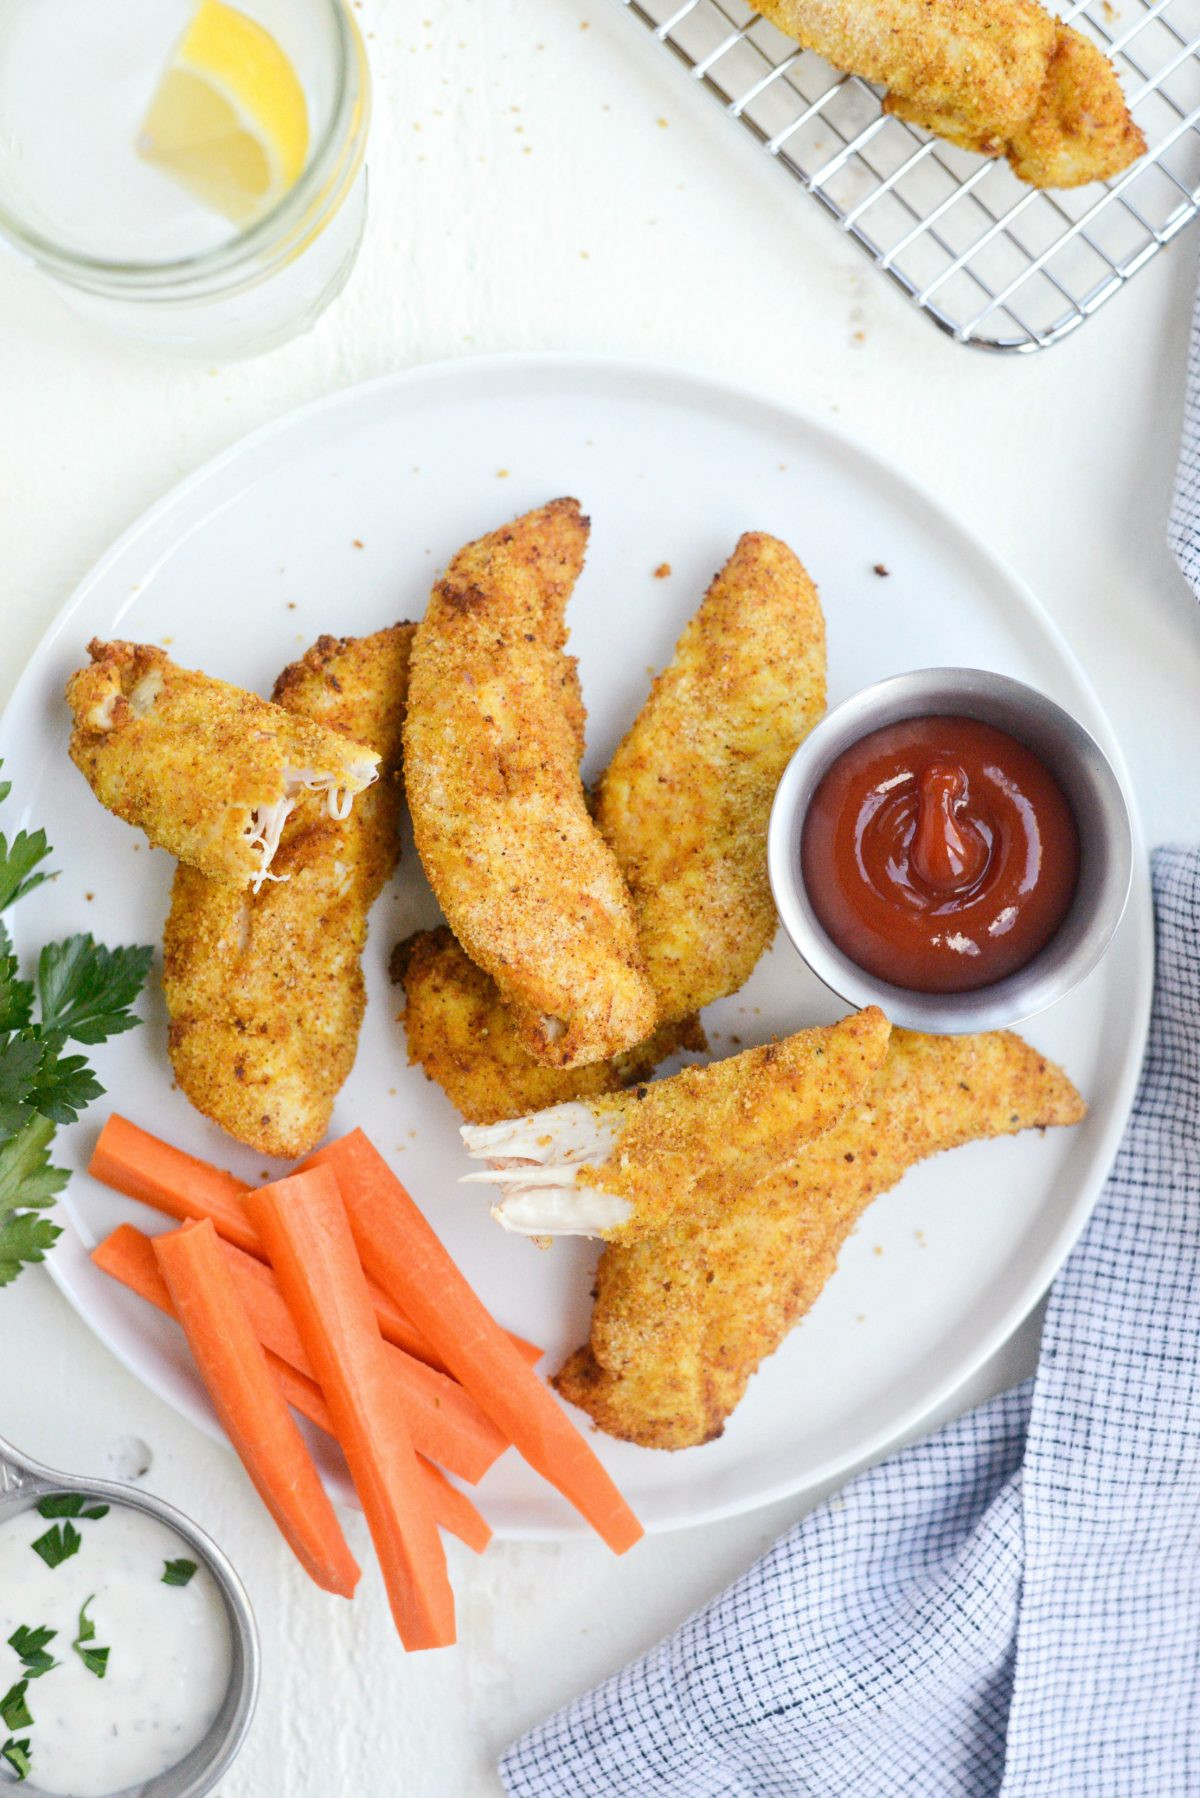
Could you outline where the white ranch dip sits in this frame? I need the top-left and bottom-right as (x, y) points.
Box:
(0, 1497), (230, 1796)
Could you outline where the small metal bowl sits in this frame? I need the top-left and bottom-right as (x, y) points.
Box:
(0, 1430), (259, 1798)
(767, 667), (1134, 1033)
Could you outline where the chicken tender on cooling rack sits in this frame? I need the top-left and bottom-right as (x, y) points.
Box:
(162, 626), (414, 1159)
(754, 0), (1143, 189)
(404, 499), (657, 1070)
(67, 639), (379, 889)
(595, 531), (826, 1025)
(393, 926), (706, 1126)
(555, 1028), (1086, 1449)
(461, 1007), (891, 1242)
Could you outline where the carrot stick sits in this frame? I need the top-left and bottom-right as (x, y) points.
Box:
(244, 1167), (456, 1650)
(92, 1227), (489, 1554)
(151, 1220), (360, 1598)
(88, 1115), (543, 1368)
(268, 1362), (490, 1554)
(91, 1114), (258, 1251)
(93, 1224), (505, 1486)
(304, 1130), (644, 1555)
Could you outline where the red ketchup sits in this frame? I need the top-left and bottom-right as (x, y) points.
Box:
(800, 715), (1080, 994)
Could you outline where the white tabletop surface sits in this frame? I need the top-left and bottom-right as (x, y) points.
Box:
(4, 3), (1200, 1792)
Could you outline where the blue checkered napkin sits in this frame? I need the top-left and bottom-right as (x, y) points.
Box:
(501, 848), (1200, 1798)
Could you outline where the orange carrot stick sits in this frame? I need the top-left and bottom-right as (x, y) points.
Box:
(266, 1363), (491, 1555)
(88, 1115), (543, 1368)
(304, 1130), (644, 1555)
(151, 1220), (360, 1598)
(92, 1227), (489, 1553)
(244, 1168), (455, 1650)
(93, 1224), (505, 1485)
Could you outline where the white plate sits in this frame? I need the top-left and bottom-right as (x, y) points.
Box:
(0, 353), (1151, 1538)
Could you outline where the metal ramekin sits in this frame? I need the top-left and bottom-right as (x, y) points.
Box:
(0, 1431), (259, 1798)
(767, 668), (1134, 1034)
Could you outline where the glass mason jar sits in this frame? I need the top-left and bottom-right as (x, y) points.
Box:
(0, 0), (370, 358)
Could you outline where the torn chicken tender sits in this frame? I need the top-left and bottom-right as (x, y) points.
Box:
(555, 1028), (1087, 1449)
(393, 926), (706, 1125)
(754, 0), (1144, 188)
(404, 498), (657, 1070)
(595, 532), (826, 1025)
(162, 626), (413, 1159)
(461, 1007), (892, 1242)
(67, 639), (380, 889)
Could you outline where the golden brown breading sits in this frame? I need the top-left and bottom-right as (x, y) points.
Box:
(162, 626), (414, 1158)
(404, 499), (657, 1069)
(67, 639), (379, 888)
(753, 0), (1143, 188)
(595, 532), (826, 1024)
(555, 1028), (1086, 1448)
(462, 1008), (892, 1243)
(393, 926), (706, 1125)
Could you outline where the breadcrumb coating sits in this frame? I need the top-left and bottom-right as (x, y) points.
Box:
(595, 531), (826, 1024)
(754, 0), (1143, 188)
(404, 499), (657, 1069)
(162, 626), (413, 1158)
(67, 639), (379, 888)
(393, 926), (706, 1124)
(555, 1028), (1086, 1448)
(463, 1008), (892, 1243)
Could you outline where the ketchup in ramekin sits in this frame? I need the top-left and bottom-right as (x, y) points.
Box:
(800, 714), (1080, 995)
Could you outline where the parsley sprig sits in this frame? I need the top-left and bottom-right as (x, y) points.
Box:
(71, 1599), (109, 1680)
(0, 761), (152, 1287)
(6, 1626), (56, 1681)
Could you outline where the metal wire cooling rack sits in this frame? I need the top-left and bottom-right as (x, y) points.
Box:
(615, 0), (1200, 349)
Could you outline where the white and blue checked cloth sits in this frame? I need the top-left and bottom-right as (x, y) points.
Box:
(502, 847), (1200, 1797)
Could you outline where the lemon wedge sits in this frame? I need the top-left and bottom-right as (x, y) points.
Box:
(137, 0), (309, 226)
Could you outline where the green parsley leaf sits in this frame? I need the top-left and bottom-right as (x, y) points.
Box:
(0, 925), (33, 1036)
(162, 1557), (198, 1587)
(0, 1683), (31, 1732)
(0, 1035), (41, 1138)
(0, 770), (9, 806)
(1, 1736), (31, 1781)
(0, 1213), (61, 1288)
(36, 1494), (109, 1521)
(0, 1116), (68, 1287)
(6, 1625), (57, 1680)
(0, 1115), (68, 1212)
(30, 1521), (81, 1569)
(25, 1035), (102, 1128)
(71, 1598), (108, 1680)
(0, 829), (52, 914)
(37, 937), (154, 1047)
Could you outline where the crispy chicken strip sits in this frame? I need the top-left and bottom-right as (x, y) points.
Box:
(162, 626), (413, 1159)
(397, 530), (824, 1119)
(595, 532), (826, 1024)
(754, 0), (1144, 189)
(461, 1007), (891, 1242)
(404, 499), (657, 1069)
(555, 1028), (1086, 1448)
(67, 640), (379, 889)
(392, 926), (706, 1125)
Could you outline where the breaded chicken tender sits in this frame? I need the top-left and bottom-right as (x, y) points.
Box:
(461, 1008), (891, 1242)
(162, 626), (413, 1158)
(67, 640), (379, 889)
(754, 0), (1143, 188)
(393, 926), (706, 1124)
(554, 1028), (1086, 1448)
(404, 499), (657, 1069)
(595, 532), (826, 1024)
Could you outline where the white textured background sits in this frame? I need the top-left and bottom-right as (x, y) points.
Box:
(4, 1), (1200, 1792)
